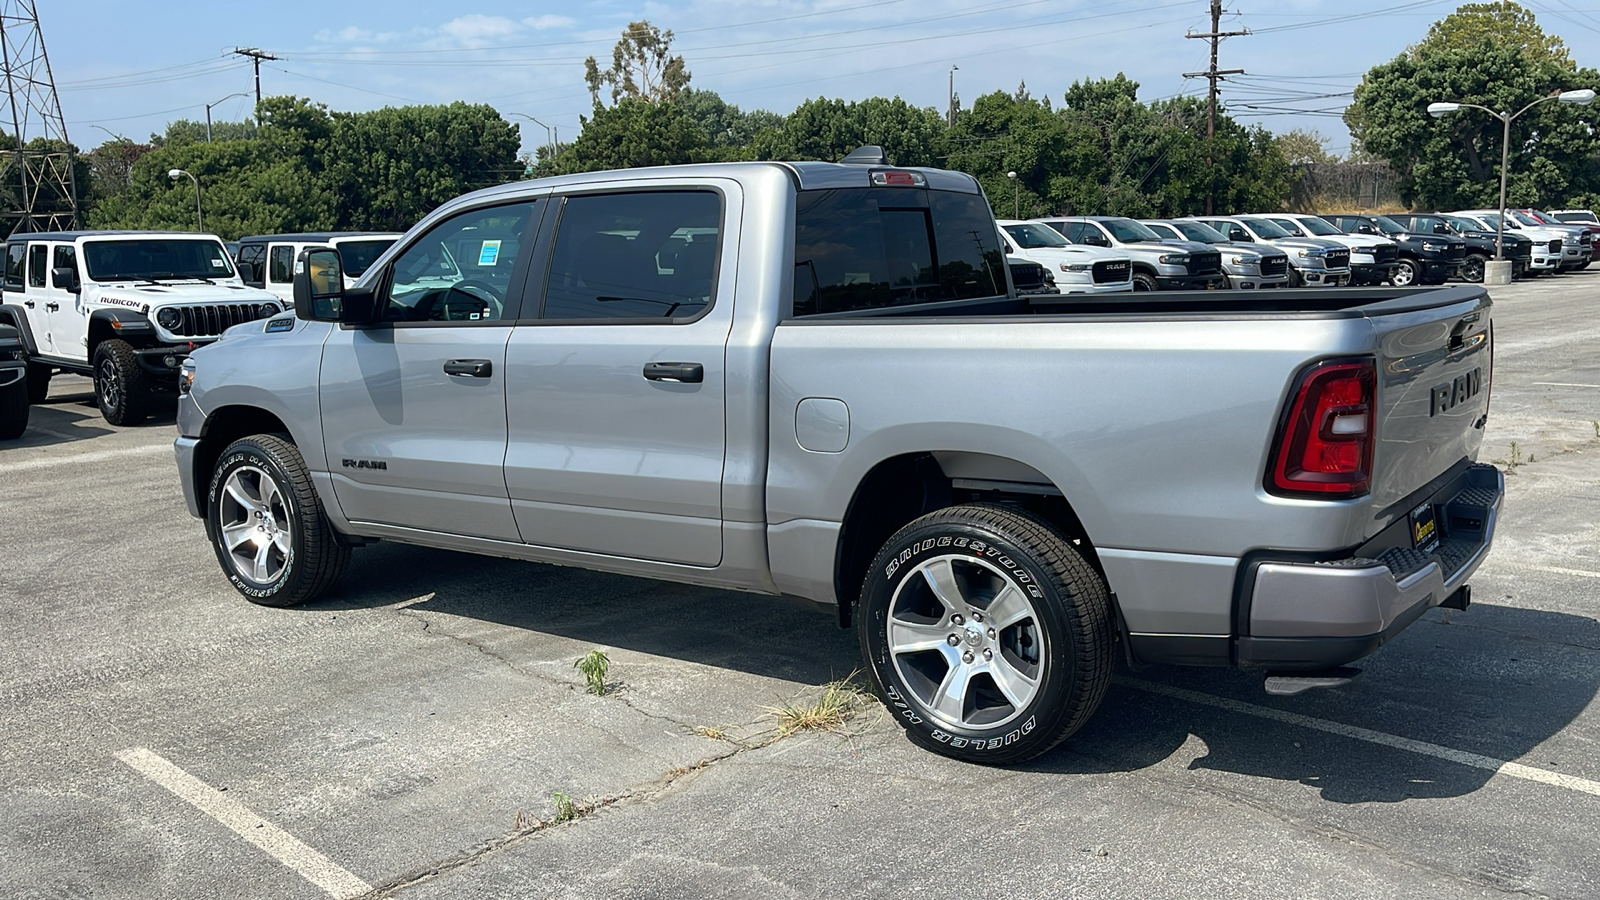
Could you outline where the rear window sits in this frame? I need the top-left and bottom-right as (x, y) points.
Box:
(792, 187), (1004, 316)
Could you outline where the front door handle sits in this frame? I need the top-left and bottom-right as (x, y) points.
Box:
(44, 302), (58, 312)
(23, 300), (34, 308)
(643, 361), (703, 383)
(443, 359), (493, 378)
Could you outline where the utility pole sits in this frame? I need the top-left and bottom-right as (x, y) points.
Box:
(1184, 0), (1247, 214)
(232, 48), (279, 107)
(1, 0), (78, 234)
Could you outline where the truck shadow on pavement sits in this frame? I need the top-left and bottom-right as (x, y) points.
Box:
(1038, 603), (1600, 804)
(8, 401), (114, 446)
(317, 542), (863, 688)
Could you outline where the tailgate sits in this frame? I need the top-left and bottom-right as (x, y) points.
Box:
(1367, 289), (1492, 514)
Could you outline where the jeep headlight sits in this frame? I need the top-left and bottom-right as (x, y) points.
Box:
(156, 307), (182, 330)
(1157, 254), (1190, 265)
(1060, 262), (1092, 272)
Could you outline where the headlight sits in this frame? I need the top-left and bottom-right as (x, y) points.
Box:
(1563, 235), (1579, 245)
(1421, 241), (1443, 252)
(1297, 248), (1327, 258)
(156, 307), (181, 329)
(179, 360), (196, 395)
(1060, 262), (1092, 272)
(1158, 254), (1190, 265)
(258, 302), (280, 316)
(1229, 255), (1261, 266)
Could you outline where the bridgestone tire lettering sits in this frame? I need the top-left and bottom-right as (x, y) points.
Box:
(857, 504), (1114, 764)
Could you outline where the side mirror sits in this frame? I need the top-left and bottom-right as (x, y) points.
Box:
(294, 247), (377, 324)
(1358, 224), (1376, 234)
(51, 266), (79, 292)
(1433, 222), (1449, 234)
(238, 261), (258, 284)
(1230, 228), (1248, 242)
(1084, 233), (1110, 247)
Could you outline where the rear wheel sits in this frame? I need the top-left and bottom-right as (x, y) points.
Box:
(0, 377), (27, 439)
(1390, 258), (1420, 287)
(25, 361), (49, 404)
(1460, 253), (1487, 283)
(207, 434), (351, 607)
(93, 339), (149, 426)
(858, 504), (1114, 764)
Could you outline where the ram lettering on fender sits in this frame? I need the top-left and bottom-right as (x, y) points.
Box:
(857, 504), (1114, 764)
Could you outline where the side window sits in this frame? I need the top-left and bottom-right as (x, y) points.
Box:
(5, 243), (24, 290)
(52, 245), (77, 287)
(268, 245), (296, 283)
(28, 244), (47, 288)
(1064, 222), (1089, 242)
(237, 243), (266, 287)
(384, 201), (536, 323)
(541, 191), (721, 320)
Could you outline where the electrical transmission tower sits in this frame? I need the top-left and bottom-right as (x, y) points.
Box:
(1184, 0), (1248, 214)
(1, 0), (78, 235)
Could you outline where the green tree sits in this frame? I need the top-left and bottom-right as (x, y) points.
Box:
(677, 89), (784, 154)
(751, 96), (945, 166)
(151, 118), (258, 146)
(1276, 129), (1337, 166)
(545, 98), (709, 175)
(584, 21), (690, 107)
(1346, 3), (1600, 208)
(944, 90), (1084, 218)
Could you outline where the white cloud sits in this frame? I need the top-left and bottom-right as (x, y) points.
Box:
(523, 15), (577, 30)
(439, 14), (523, 44)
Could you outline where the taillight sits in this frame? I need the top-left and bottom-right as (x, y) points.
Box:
(870, 170), (926, 187)
(1268, 358), (1376, 497)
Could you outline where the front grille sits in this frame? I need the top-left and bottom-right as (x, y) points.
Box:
(1324, 248), (1350, 269)
(1007, 261), (1049, 293)
(1260, 256), (1288, 277)
(1510, 241), (1532, 260)
(1550, 239), (1563, 253)
(1187, 251), (1222, 276)
(1373, 244), (1398, 265)
(164, 303), (277, 338)
(1093, 260), (1130, 284)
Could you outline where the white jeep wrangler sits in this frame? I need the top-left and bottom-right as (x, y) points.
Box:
(0, 231), (283, 424)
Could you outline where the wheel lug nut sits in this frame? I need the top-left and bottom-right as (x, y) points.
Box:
(946, 634), (961, 646)
(972, 612), (984, 623)
(950, 614), (964, 626)
(988, 628), (997, 639)
(962, 651), (974, 664)
(983, 648), (993, 661)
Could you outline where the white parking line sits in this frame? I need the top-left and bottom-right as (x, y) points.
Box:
(117, 748), (372, 899)
(1532, 382), (1600, 388)
(1483, 562), (1600, 580)
(1116, 677), (1600, 798)
(0, 443), (167, 474)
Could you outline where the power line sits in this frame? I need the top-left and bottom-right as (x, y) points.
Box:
(1184, 0), (1248, 214)
(232, 47), (278, 106)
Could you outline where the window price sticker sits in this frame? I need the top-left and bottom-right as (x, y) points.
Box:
(478, 240), (502, 267)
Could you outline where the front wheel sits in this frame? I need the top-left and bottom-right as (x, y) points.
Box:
(207, 434), (351, 607)
(858, 504), (1114, 764)
(1390, 258), (1420, 287)
(1460, 253), (1488, 283)
(1131, 273), (1158, 292)
(92, 339), (149, 426)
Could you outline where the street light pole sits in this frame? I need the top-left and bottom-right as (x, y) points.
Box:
(205, 92), (252, 142)
(1428, 89), (1597, 265)
(948, 65), (959, 127)
(509, 113), (554, 164)
(168, 169), (203, 231)
(1007, 171), (1019, 218)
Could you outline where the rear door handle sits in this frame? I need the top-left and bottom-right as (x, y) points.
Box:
(443, 359), (493, 378)
(23, 300), (34, 308)
(44, 302), (58, 312)
(643, 362), (703, 383)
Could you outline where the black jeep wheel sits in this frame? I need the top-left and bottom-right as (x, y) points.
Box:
(92, 339), (149, 426)
(25, 361), (50, 404)
(858, 504), (1114, 764)
(207, 434), (351, 607)
(0, 376), (27, 440)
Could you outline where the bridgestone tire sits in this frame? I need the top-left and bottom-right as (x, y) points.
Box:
(0, 378), (27, 439)
(1131, 273), (1158, 292)
(25, 361), (49, 404)
(93, 339), (149, 426)
(1391, 258), (1420, 287)
(207, 434), (350, 607)
(858, 504), (1114, 764)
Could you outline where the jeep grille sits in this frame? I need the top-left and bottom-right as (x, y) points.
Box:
(163, 303), (277, 338)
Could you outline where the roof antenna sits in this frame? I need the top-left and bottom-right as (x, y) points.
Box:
(840, 145), (889, 166)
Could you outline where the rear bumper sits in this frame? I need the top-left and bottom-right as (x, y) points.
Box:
(1236, 463), (1503, 670)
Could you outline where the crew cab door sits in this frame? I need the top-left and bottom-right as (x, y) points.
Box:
(318, 200), (544, 541)
(17, 242), (56, 355)
(45, 244), (86, 362)
(503, 184), (735, 567)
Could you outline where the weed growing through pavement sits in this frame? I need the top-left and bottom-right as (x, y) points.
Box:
(1508, 441), (1522, 468)
(1592, 420), (1598, 440)
(770, 672), (868, 736)
(694, 725), (734, 742)
(551, 791), (580, 823)
(574, 649), (611, 695)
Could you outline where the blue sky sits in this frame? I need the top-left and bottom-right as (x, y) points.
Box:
(40, 0), (1600, 159)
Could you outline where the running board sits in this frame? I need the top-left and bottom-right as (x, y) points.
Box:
(1263, 667), (1362, 696)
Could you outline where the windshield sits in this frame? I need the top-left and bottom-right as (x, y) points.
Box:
(1265, 217), (1306, 237)
(1554, 211), (1598, 224)
(1442, 215), (1479, 232)
(1369, 216), (1406, 235)
(336, 239), (397, 278)
(1103, 218), (1163, 242)
(1509, 211), (1541, 226)
(1171, 221), (1226, 243)
(1294, 216), (1343, 237)
(1001, 223), (1072, 249)
(1140, 222), (1181, 239)
(1237, 217), (1290, 239)
(83, 239), (236, 282)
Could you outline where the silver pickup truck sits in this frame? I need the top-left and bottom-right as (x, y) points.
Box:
(174, 153), (1501, 764)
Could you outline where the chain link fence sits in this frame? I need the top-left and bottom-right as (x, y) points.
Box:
(1288, 161), (1405, 213)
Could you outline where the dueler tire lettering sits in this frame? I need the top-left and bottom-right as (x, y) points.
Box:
(857, 504), (1114, 765)
(206, 434), (350, 607)
(92, 339), (149, 426)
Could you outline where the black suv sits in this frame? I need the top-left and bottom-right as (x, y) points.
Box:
(1386, 213), (1533, 282)
(0, 322), (27, 439)
(1323, 214), (1465, 286)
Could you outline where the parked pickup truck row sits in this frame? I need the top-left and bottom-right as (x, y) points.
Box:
(174, 150), (1502, 764)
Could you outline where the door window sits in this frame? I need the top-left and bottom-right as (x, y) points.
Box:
(237, 243), (266, 287)
(541, 191), (722, 321)
(5, 243), (24, 290)
(269, 245), (296, 283)
(28, 245), (46, 288)
(52, 246), (77, 287)
(382, 201), (536, 323)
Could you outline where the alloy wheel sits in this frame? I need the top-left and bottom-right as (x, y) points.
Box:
(218, 465), (292, 584)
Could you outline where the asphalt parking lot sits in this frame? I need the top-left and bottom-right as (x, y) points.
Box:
(3, 274), (1598, 900)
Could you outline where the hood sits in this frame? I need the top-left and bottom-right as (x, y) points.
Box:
(1214, 241), (1286, 259)
(1140, 239), (1215, 254)
(1012, 244), (1130, 263)
(1321, 232), (1393, 250)
(1259, 236), (1346, 252)
(91, 280), (282, 308)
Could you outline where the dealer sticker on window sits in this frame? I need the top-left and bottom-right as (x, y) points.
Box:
(478, 240), (502, 267)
